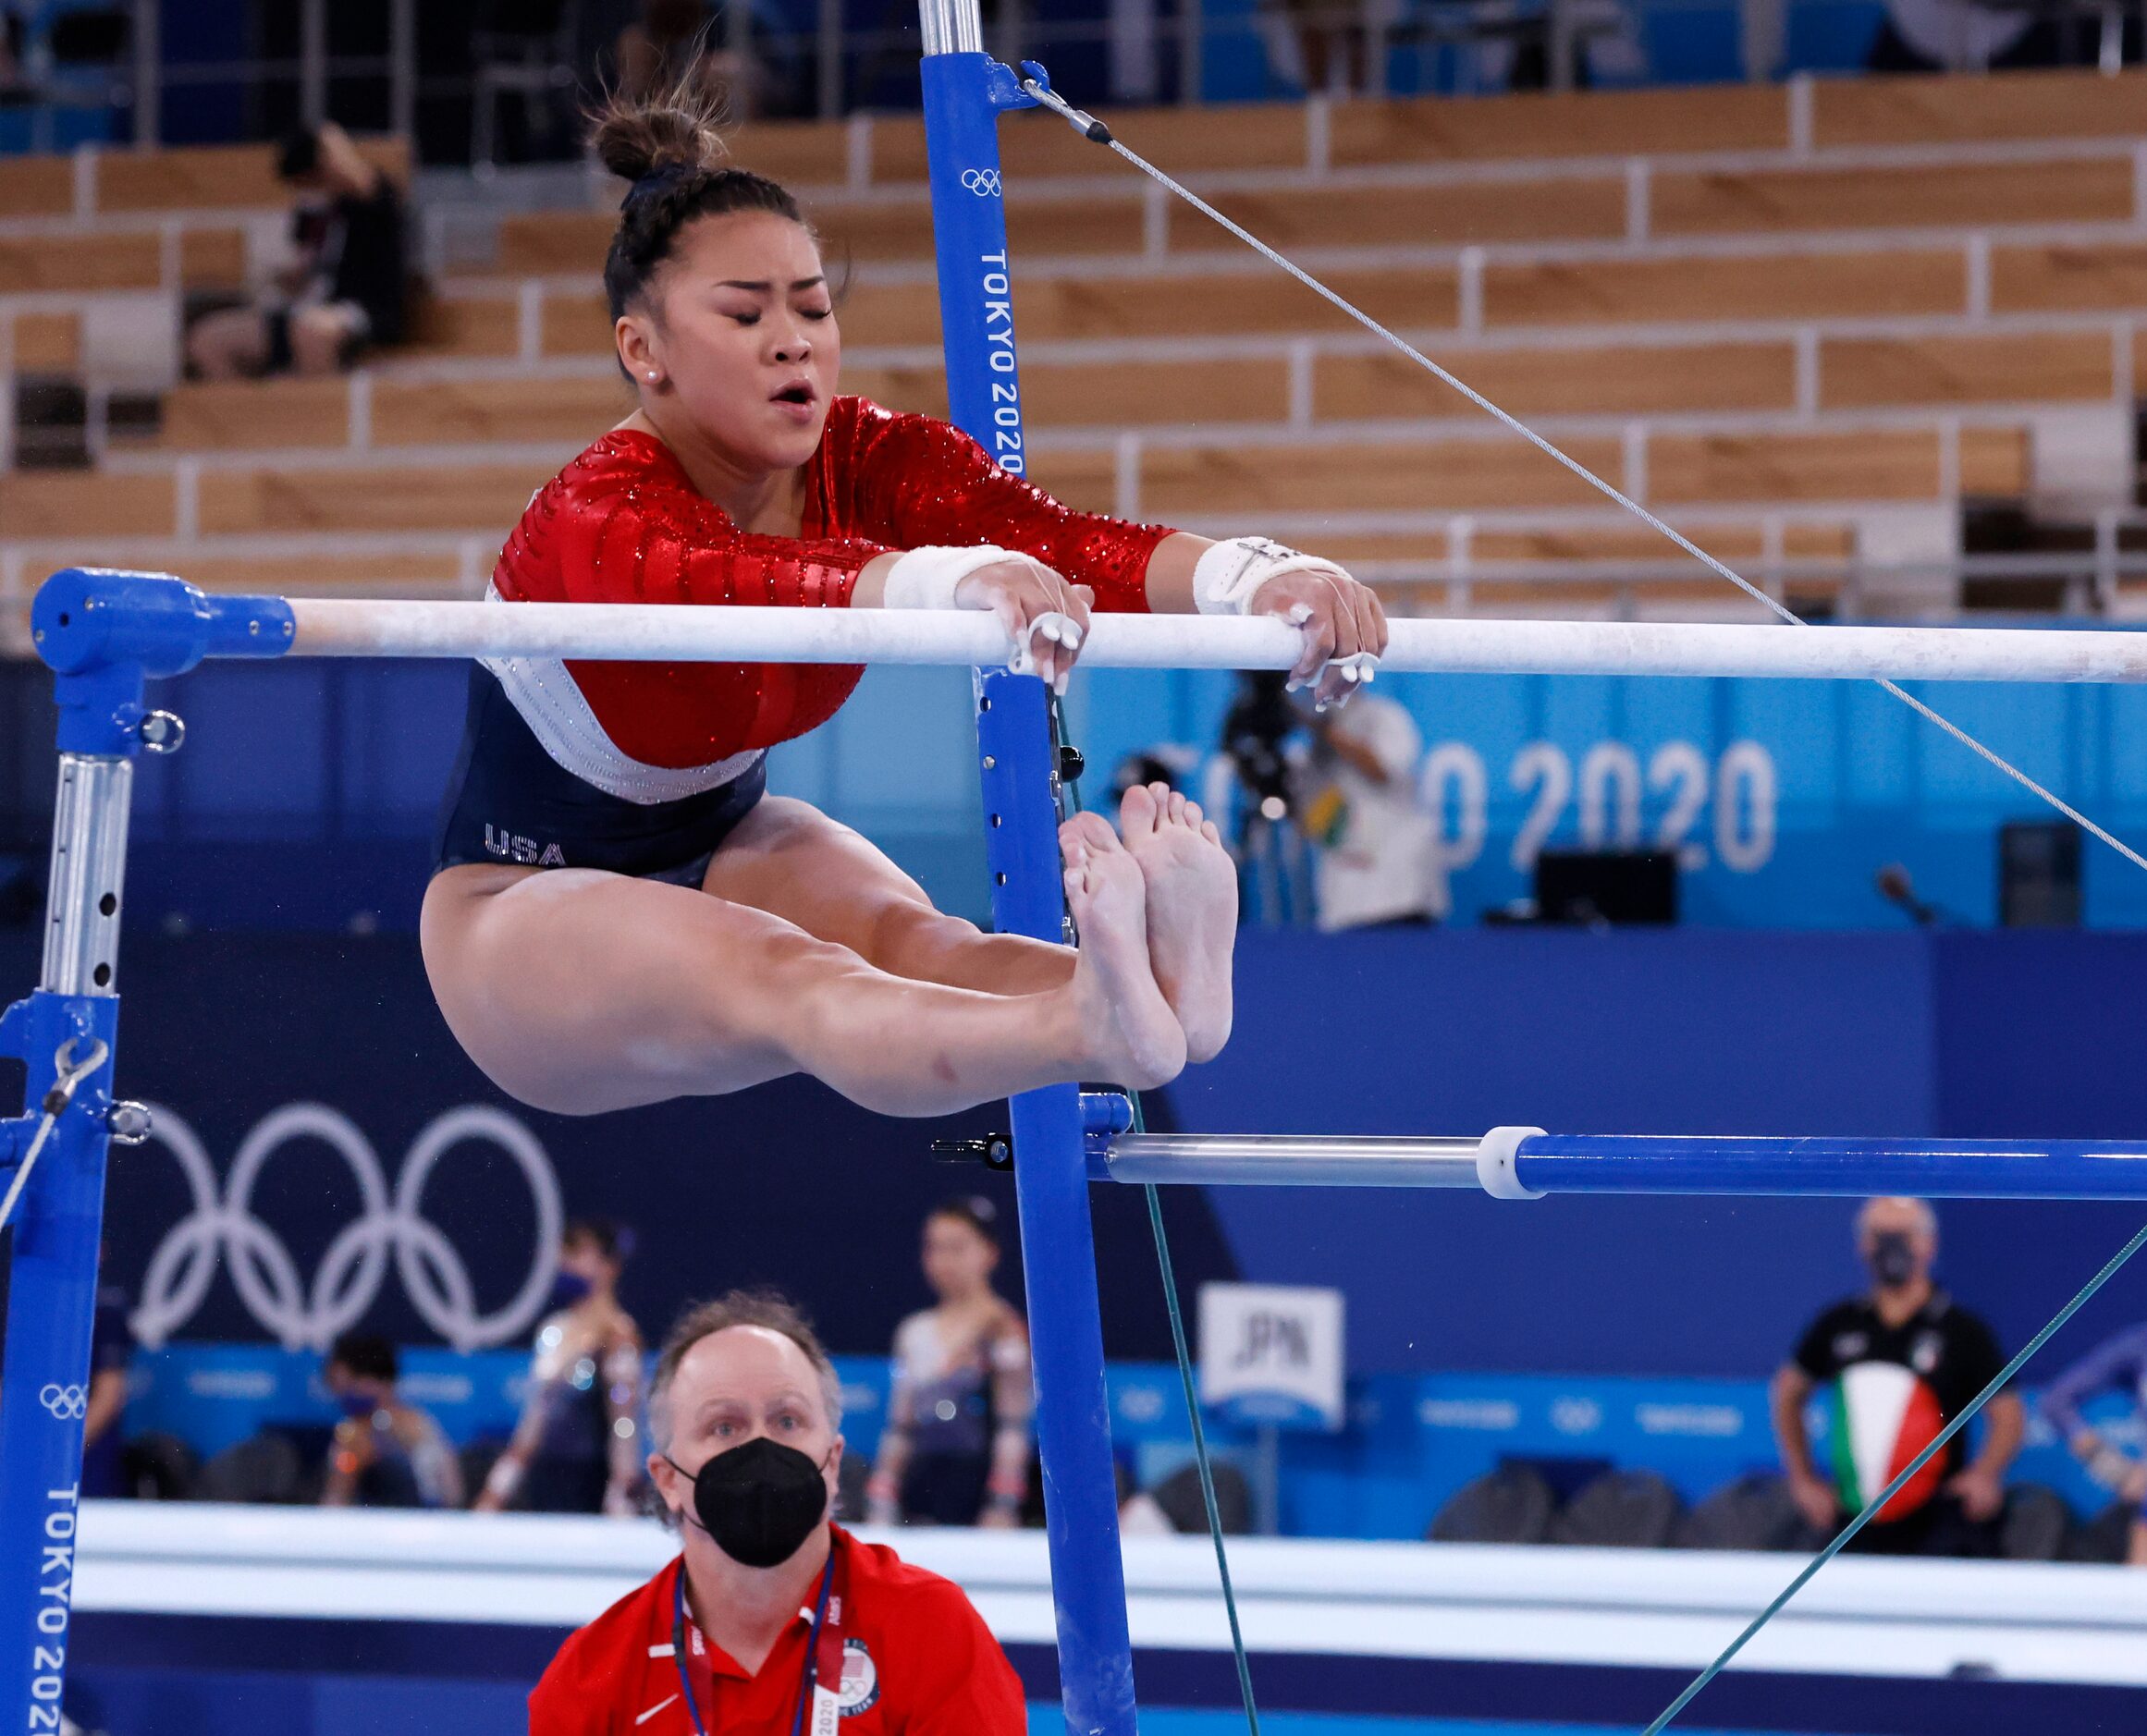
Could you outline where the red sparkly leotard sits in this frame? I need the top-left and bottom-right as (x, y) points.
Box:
(433, 396), (1176, 882)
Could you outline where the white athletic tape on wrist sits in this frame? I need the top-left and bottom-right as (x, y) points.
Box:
(882, 544), (1028, 611)
(1192, 535), (1349, 617)
(1197, 537), (1381, 700)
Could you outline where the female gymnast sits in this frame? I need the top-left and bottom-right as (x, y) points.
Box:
(419, 89), (1388, 1119)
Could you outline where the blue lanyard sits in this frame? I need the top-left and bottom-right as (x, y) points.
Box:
(670, 1547), (839, 1736)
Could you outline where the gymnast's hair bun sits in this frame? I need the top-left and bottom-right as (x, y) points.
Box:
(590, 84), (729, 185)
(593, 76), (804, 324)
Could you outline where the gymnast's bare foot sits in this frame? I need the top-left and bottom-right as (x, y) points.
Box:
(1061, 811), (1187, 1091)
(1118, 781), (1236, 1063)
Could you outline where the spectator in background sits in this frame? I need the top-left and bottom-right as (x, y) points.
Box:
(2039, 1323), (2147, 1564)
(320, 1332), (464, 1510)
(1301, 692), (1442, 931)
(78, 1272), (134, 1499)
(477, 1217), (648, 1516)
(1773, 1196), (2023, 1557)
(866, 1198), (1033, 1527)
(186, 122), (408, 380)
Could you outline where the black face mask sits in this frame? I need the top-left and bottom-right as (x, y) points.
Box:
(668, 1437), (830, 1569)
(1867, 1230), (1919, 1290)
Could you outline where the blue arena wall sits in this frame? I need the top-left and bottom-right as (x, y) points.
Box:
(6, 923), (2147, 1394)
(1184, 925), (2147, 1376)
(111, 1339), (2134, 1539)
(11, 655), (2147, 935)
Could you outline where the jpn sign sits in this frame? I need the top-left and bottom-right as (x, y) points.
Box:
(1197, 1283), (1344, 1433)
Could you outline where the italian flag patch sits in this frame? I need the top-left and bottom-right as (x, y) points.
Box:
(1827, 1362), (1947, 1522)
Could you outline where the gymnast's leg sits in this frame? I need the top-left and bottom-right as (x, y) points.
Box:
(418, 821), (1184, 1119)
(1115, 782), (1236, 1063)
(185, 306), (271, 379)
(705, 790), (1236, 1061)
(701, 796), (1074, 996)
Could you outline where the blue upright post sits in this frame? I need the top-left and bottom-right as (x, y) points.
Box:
(0, 568), (273, 1729)
(917, 18), (1141, 1734)
(0, 638), (142, 1727)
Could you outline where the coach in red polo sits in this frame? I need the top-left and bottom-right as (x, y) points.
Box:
(530, 1290), (1027, 1734)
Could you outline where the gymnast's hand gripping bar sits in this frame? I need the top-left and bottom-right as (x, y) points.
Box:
(1086, 1119), (2147, 1200)
(31, 568), (2147, 685)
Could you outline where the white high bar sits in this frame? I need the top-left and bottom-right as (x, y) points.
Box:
(286, 600), (2147, 683)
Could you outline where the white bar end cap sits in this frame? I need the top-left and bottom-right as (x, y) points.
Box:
(1477, 1126), (1547, 1200)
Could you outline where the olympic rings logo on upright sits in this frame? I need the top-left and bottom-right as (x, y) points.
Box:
(132, 1103), (562, 1352)
(961, 167), (1001, 198)
(40, 1385), (88, 1421)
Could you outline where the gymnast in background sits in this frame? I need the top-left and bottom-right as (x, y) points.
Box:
(2043, 1320), (2147, 1565)
(867, 1198), (1034, 1528)
(421, 81), (1387, 1123)
(476, 1217), (648, 1518)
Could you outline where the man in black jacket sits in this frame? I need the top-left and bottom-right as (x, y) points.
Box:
(1772, 1195), (2023, 1557)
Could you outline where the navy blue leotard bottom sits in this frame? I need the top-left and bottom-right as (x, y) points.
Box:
(432, 665), (767, 887)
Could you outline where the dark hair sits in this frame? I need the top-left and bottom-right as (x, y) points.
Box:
(327, 1331), (398, 1385)
(649, 1289), (841, 1449)
(564, 1215), (635, 1265)
(590, 82), (810, 324)
(644, 0), (709, 40)
(276, 128), (322, 182)
(929, 1194), (1001, 1249)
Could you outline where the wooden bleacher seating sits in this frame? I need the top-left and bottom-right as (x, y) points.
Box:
(155, 379), (350, 450)
(0, 232), (159, 295)
(1167, 178), (1630, 252)
(491, 154), (2141, 275)
(139, 333), (2104, 455)
(0, 471), (176, 539)
(1328, 82), (1788, 165)
(0, 154), (71, 219)
(6, 69), (2146, 628)
(8, 311), (80, 373)
(1481, 248), (1969, 327)
(1817, 333), (2116, 409)
(92, 137), (411, 213)
(407, 294), (521, 359)
(1992, 243), (2147, 314)
(153, 553), (469, 597)
(1650, 158), (2135, 238)
(192, 461), (553, 536)
(1315, 342), (1800, 419)
(1807, 67), (2147, 147)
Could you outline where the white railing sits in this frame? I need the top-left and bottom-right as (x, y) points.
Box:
(73, 1502), (2147, 1685)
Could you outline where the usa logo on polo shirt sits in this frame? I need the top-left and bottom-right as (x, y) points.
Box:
(838, 1639), (879, 1717)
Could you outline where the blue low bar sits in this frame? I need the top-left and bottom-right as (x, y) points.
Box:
(1513, 1134), (2147, 1200)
